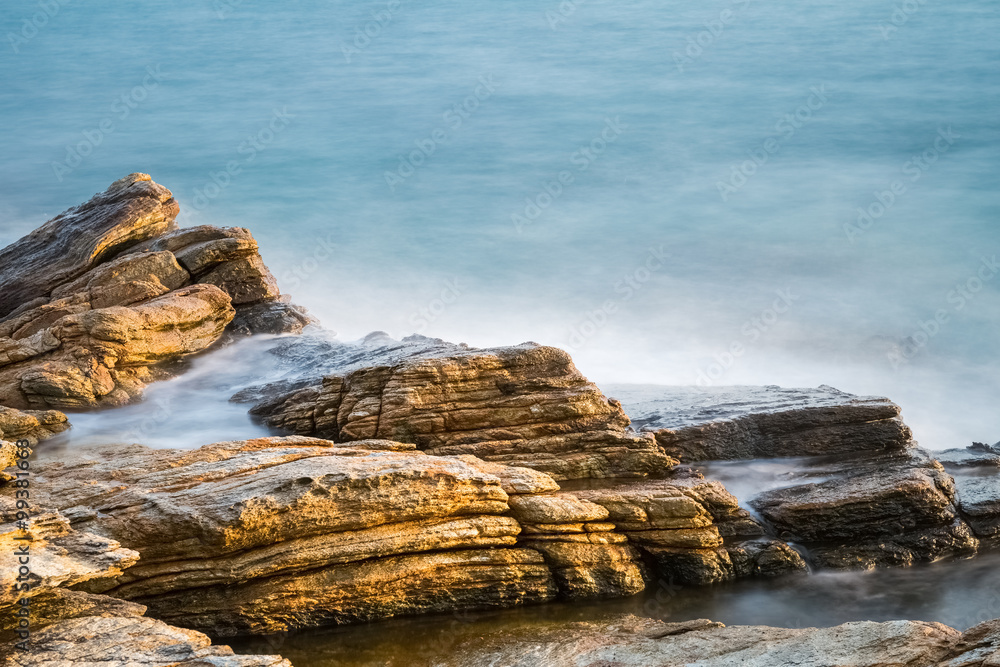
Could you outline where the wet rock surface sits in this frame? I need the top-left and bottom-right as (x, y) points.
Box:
(749, 449), (979, 569)
(29, 437), (565, 634)
(427, 613), (1000, 667)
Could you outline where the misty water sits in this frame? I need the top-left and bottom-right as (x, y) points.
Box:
(3, 0), (999, 662)
(1, 0), (998, 451)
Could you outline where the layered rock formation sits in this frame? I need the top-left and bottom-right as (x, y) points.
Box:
(241, 338), (675, 480)
(508, 492), (646, 598)
(939, 443), (1000, 544)
(749, 449), (978, 569)
(0, 174), (311, 410)
(614, 384), (913, 462)
(29, 436), (567, 634)
(0, 407), (68, 445)
(0, 493), (282, 666)
(570, 475), (806, 585)
(614, 384), (982, 570)
(428, 614), (1000, 667)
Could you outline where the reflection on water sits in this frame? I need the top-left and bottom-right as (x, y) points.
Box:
(229, 551), (1000, 667)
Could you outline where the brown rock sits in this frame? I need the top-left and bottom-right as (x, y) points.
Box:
(0, 174), (179, 320)
(0, 176), (313, 410)
(0, 407), (68, 445)
(29, 436), (560, 633)
(3, 616), (290, 666)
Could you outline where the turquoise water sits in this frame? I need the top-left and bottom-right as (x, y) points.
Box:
(1, 0), (998, 449)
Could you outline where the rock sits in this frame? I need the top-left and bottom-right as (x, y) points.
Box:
(0, 175), (311, 410)
(953, 470), (1000, 540)
(243, 336), (676, 479)
(30, 436), (560, 634)
(509, 492), (644, 599)
(428, 613), (967, 667)
(0, 284), (235, 409)
(226, 295), (317, 338)
(0, 174), (178, 320)
(938, 442), (1000, 468)
(571, 475), (805, 585)
(612, 384), (912, 462)
(750, 450), (979, 569)
(3, 616), (291, 666)
(0, 493), (142, 644)
(944, 618), (1000, 666)
(0, 407), (68, 445)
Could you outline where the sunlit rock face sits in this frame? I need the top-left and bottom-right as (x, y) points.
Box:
(30, 437), (564, 634)
(239, 337), (676, 480)
(0, 174), (312, 411)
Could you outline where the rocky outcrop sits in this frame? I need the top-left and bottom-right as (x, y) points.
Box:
(0, 496), (140, 640)
(4, 616), (291, 667)
(242, 337), (675, 480)
(614, 384), (912, 462)
(427, 613), (1000, 667)
(30, 436), (564, 634)
(0, 174), (179, 320)
(0, 407), (69, 445)
(570, 475), (806, 585)
(0, 488), (290, 666)
(613, 385), (981, 570)
(0, 174), (310, 410)
(750, 450), (978, 569)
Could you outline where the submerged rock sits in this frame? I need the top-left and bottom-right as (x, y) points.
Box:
(0, 175), (310, 410)
(427, 613), (1000, 667)
(242, 337), (676, 480)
